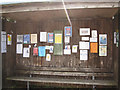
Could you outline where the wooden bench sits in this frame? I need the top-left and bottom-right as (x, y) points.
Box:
(7, 76), (117, 86)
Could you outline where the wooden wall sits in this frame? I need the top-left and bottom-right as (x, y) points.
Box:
(12, 18), (114, 73)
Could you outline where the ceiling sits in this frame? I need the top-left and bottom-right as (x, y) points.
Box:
(1, 0), (119, 5)
(3, 8), (118, 22)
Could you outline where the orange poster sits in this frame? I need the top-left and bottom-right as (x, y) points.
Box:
(90, 43), (98, 53)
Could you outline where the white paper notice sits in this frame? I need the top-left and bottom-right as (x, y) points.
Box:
(1, 35), (6, 42)
(80, 28), (90, 36)
(40, 32), (47, 42)
(1, 31), (7, 53)
(45, 46), (50, 50)
(72, 45), (78, 53)
(114, 32), (116, 44)
(81, 37), (89, 41)
(16, 44), (23, 54)
(49, 46), (54, 53)
(90, 38), (97, 42)
(17, 35), (23, 43)
(23, 48), (30, 57)
(80, 50), (88, 60)
(64, 49), (71, 55)
(46, 54), (51, 61)
(1, 42), (7, 53)
(64, 36), (70, 44)
(79, 42), (89, 49)
(92, 30), (97, 38)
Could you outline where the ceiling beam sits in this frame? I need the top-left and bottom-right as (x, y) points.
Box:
(1, 2), (119, 13)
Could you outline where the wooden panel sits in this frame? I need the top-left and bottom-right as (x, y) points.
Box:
(13, 18), (114, 73)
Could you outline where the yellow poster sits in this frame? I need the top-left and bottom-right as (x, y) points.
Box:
(55, 34), (62, 44)
(7, 34), (12, 45)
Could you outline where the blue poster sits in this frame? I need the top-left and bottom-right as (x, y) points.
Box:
(65, 26), (72, 37)
(23, 34), (30, 44)
(38, 46), (46, 57)
(99, 34), (107, 45)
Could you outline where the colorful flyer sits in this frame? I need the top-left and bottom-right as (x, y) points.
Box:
(48, 33), (53, 43)
(99, 34), (107, 45)
(7, 34), (12, 45)
(38, 46), (46, 57)
(72, 45), (78, 53)
(46, 54), (51, 61)
(99, 46), (107, 56)
(23, 34), (30, 44)
(90, 43), (98, 53)
(55, 34), (62, 44)
(64, 26), (72, 37)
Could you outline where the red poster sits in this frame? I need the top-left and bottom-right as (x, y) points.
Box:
(33, 47), (38, 56)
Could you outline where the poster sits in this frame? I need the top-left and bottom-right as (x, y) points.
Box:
(38, 46), (46, 57)
(46, 54), (51, 61)
(99, 46), (107, 56)
(92, 30), (97, 38)
(54, 44), (63, 55)
(72, 45), (78, 53)
(23, 34), (30, 44)
(33, 47), (38, 56)
(23, 48), (30, 57)
(79, 42), (89, 49)
(7, 34), (12, 45)
(90, 38), (97, 42)
(64, 36), (70, 44)
(80, 50), (88, 60)
(40, 32), (47, 42)
(55, 34), (62, 44)
(64, 26), (72, 37)
(80, 28), (90, 36)
(81, 37), (89, 41)
(64, 45), (71, 55)
(16, 44), (23, 54)
(31, 34), (37, 43)
(1, 31), (6, 53)
(17, 35), (23, 43)
(48, 33), (53, 43)
(90, 43), (98, 53)
(99, 34), (107, 45)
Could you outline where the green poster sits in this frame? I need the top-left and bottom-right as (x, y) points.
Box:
(53, 30), (63, 55)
